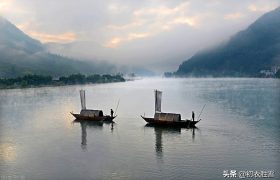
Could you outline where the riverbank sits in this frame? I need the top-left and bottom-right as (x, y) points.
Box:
(0, 74), (125, 89)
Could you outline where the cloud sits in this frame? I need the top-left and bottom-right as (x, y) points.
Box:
(167, 16), (197, 27)
(105, 32), (150, 48)
(133, 3), (188, 16)
(107, 20), (144, 30)
(105, 1), (199, 48)
(108, 3), (129, 14)
(105, 37), (122, 48)
(16, 21), (31, 30)
(224, 12), (244, 20)
(248, 3), (277, 12)
(15, 21), (77, 43)
(127, 32), (150, 40)
(0, 0), (13, 13)
(28, 31), (77, 43)
(0, 0), (31, 19)
(1, 0), (280, 72)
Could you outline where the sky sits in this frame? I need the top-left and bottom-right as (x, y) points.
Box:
(0, 0), (279, 72)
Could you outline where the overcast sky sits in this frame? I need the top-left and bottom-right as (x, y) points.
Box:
(0, 0), (279, 72)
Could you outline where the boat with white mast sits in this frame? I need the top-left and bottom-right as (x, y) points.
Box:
(71, 90), (116, 121)
(141, 90), (200, 127)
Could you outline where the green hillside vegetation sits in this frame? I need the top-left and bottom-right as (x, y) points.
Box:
(0, 51), (115, 78)
(276, 70), (280, 78)
(0, 74), (125, 89)
(175, 7), (280, 77)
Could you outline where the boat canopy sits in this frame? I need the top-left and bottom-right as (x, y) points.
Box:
(154, 112), (181, 122)
(80, 109), (103, 117)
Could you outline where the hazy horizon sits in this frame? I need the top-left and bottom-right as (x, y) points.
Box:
(1, 0), (279, 73)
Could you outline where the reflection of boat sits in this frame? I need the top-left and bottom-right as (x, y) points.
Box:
(145, 124), (182, 132)
(141, 90), (200, 128)
(73, 119), (104, 127)
(72, 119), (103, 150)
(70, 90), (117, 122)
(145, 124), (181, 160)
(145, 124), (198, 159)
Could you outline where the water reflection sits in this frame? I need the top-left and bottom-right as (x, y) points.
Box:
(145, 124), (199, 160)
(191, 127), (197, 142)
(145, 125), (181, 159)
(103, 121), (115, 133)
(0, 143), (17, 162)
(72, 120), (103, 150)
(80, 122), (87, 150)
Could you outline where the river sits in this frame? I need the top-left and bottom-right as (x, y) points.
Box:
(0, 78), (279, 179)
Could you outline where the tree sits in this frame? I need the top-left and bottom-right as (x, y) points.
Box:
(276, 70), (280, 78)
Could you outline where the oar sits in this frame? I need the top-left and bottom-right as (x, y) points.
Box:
(197, 104), (206, 121)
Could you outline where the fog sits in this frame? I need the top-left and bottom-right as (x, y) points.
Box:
(1, 0), (279, 72)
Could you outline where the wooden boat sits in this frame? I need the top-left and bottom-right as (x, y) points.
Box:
(141, 90), (201, 128)
(141, 115), (200, 128)
(70, 90), (117, 122)
(71, 112), (116, 121)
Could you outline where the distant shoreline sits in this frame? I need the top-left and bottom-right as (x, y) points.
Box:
(0, 74), (125, 90)
(164, 73), (280, 79)
(164, 76), (280, 79)
(0, 81), (126, 90)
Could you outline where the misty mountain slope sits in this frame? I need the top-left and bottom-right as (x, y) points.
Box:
(176, 7), (280, 76)
(45, 41), (156, 76)
(0, 52), (116, 78)
(0, 16), (44, 54)
(0, 17), (118, 78)
(0, 16), (154, 78)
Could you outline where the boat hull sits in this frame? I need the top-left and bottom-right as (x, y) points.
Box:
(71, 112), (116, 121)
(141, 116), (199, 128)
(103, 115), (117, 122)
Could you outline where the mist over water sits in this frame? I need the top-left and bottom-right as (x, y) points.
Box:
(0, 78), (279, 179)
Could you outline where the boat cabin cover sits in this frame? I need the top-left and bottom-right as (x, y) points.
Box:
(154, 112), (181, 122)
(80, 109), (104, 117)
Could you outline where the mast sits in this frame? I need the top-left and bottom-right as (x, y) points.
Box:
(154, 90), (162, 113)
(80, 90), (86, 110)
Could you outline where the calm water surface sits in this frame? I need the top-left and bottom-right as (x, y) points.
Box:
(0, 78), (279, 179)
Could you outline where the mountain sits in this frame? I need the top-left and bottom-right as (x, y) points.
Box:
(0, 17), (119, 78)
(175, 7), (280, 77)
(45, 41), (156, 76)
(0, 17), (44, 54)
